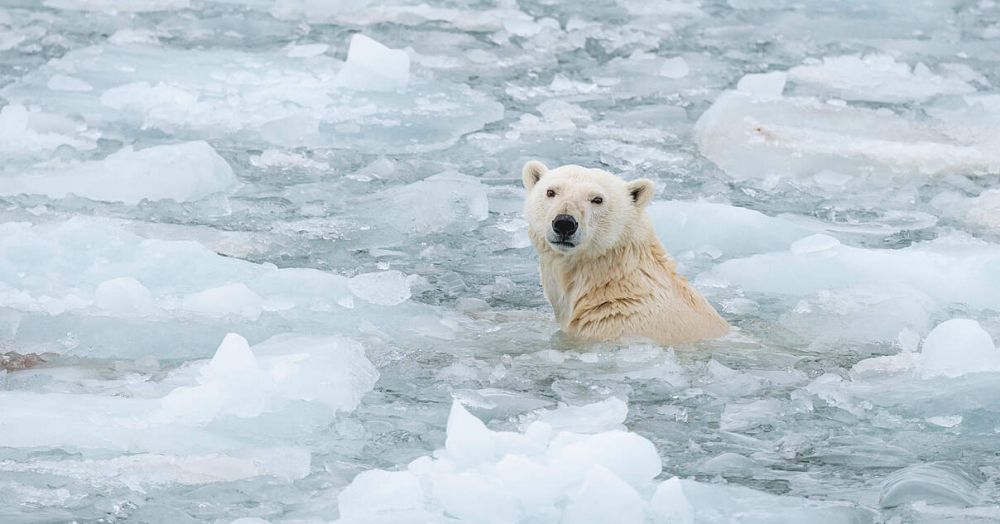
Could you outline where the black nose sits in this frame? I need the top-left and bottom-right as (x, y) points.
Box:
(552, 214), (578, 236)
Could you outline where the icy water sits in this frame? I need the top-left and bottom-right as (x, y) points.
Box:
(2, 0), (1000, 522)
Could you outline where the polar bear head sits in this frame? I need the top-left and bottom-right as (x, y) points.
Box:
(521, 160), (655, 256)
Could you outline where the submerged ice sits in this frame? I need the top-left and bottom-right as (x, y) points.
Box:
(2, 0), (1000, 522)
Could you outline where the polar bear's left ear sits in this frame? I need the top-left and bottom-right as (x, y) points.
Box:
(627, 178), (655, 207)
(522, 160), (548, 190)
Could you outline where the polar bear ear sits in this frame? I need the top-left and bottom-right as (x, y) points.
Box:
(627, 178), (655, 207)
(522, 160), (548, 190)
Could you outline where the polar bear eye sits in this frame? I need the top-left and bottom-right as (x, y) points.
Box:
(591, 197), (603, 205)
(546, 189), (556, 198)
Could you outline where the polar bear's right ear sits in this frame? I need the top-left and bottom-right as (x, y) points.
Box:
(522, 160), (548, 190)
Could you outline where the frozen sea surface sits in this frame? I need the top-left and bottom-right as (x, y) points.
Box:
(1, 0), (1000, 522)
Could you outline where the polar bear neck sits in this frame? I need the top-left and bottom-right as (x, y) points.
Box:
(540, 228), (676, 329)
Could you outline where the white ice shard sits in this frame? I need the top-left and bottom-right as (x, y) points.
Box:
(648, 200), (811, 258)
(272, 1), (535, 32)
(704, 233), (1000, 312)
(694, 89), (1000, 179)
(920, 319), (1000, 378)
(335, 34), (410, 91)
(703, 233), (1000, 346)
(46, 74), (93, 91)
(356, 172), (490, 239)
(336, 400), (661, 523)
(737, 71), (786, 97)
(964, 189), (1000, 229)
(334, 400), (869, 524)
(43, 0), (190, 12)
(1, 43), (503, 152)
(349, 270), (411, 306)
(0, 218), (441, 358)
(0, 141), (238, 203)
(528, 397), (628, 433)
(155, 333), (379, 424)
(0, 104), (94, 156)
(658, 56), (689, 79)
(651, 477), (872, 523)
(0, 332), (377, 453)
(788, 54), (976, 103)
(94, 277), (157, 316)
(880, 462), (983, 508)
(181, 283), (264, 321)
(0, 448), (311, 488)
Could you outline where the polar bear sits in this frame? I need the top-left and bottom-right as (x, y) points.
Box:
(522, 160), (729, 345)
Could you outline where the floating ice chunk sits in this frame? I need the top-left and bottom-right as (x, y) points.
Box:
(512, 99), (591, 133)
(926, 415), (962, 428)
(273, 2), (535, 32)
(562, 466), (645, 524)
(705, 234), (1000, 312)
(920, 319), (1000, 378)
(443, 401), (510, 466)
(494, 217), (531, 249)
(335, 399), (869, 523)
(337, 469), (425, 520)
(46, 74), (92, 91)
(285, 43), (328, 58)
(790, 234), (840, 254)
(0, 218), (438, 358)
(249, 149), (329, 170)
(649, 477), (695, 524)
(338, 400), (660, 521)
(657, 477), (873, 523)
(880, 462), (983, 508)
(721, 398), (810, 431)
(3, 44), (503, 153)
(433, 472), (520, 524)
(43, 0), (190, 12)
(100, 81), (207, 126)
(736, 71), (786, 97)
(548, 431), (662, 487)
(107, 28), (161, 45)
(788, 54), (976, 103)
(659, 56), (690, 79)
(695, 90), (1000, 179)
(0, 141), (238, 203)
(181, 283), (264, 321)
(94, 277), (156, 316)
(780, 286), (936, 346)
(156, 333), (378, 424)
(0, 448), (311, 488)
(530, 397), (627, 433)
(0, 333), (377, 454)
(699, 452), (758, 476)
(648, 200), (811, 258)
(850, 349), (920, 378)
(503, 17), (542, 37)
(0, 104), (93, 155)
(335, 34), (410, 91)
(361, 172), (489, 238)
(348, 271), (411, 306)
(964, 189), (1000, 229)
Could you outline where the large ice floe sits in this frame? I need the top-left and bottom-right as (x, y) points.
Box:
(1, 34), (503, 152)
(0, 141), (238, 203)
(335, 400), (871, 524)
(0, 218), (446, 359)
(3, 0), (1000, 522)
(694, 86), (1000, 180)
